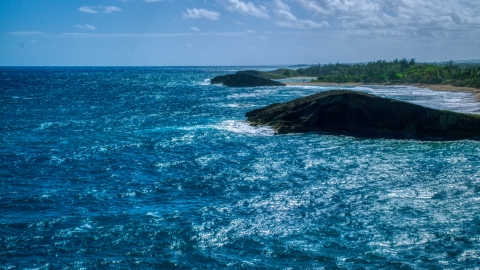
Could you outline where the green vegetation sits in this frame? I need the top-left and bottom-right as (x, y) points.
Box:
(292, 59), (480, 88)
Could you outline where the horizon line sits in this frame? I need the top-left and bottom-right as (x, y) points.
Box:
(1, 59), (480, 68)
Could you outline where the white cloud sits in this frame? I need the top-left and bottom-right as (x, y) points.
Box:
(292, 0), (480, 39)
(217, 0), (269, 19)
(294, 0), (380, 17)
(78, 6), (122, 14)
(78, 6), (98, 14)
(75, 24), (97, 30)
(103, 6), (122, 13)
(183, 8), (221, 21)
(273, 0), (329, 29)
(191, 26), (200, 32)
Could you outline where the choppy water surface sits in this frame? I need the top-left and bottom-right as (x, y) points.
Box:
(1, 67), (480, 269)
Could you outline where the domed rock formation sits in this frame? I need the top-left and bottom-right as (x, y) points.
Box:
(211, 73), (285, 87)
(246, 90), (480, 140)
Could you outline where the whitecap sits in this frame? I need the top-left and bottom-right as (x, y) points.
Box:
(34, 122), (54, 131)
(50, 156), (66, 164)
(199, 79), (211, 85)
(226, 89), (278, 99)
(217, 120), (274, 136)
(226, 93), (263, 99)
(219, 103), (256, 108)
(286, 84), (324, 90)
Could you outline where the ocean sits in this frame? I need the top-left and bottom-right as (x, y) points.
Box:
(1, 67), (480, 269)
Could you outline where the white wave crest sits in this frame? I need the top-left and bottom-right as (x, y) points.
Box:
(217, 120), (274, 136)
(34, 122), (54, 131)
(200, 79), (211, 85)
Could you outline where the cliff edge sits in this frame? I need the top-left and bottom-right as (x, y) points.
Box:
(245, 90), (480, 140)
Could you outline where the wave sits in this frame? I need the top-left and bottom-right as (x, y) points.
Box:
(199, 79), (211, 85)
(217, 120), (274, 136)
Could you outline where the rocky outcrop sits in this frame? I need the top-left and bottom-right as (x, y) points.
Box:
(245, 90), (480, 140)
(235, 70), (279, 80)
(211, 73), (286, 87)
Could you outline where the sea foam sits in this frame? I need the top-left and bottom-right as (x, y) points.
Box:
(217, 120), (274, 136)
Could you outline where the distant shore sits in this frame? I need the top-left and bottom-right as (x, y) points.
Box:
(285, 80), (480, 100)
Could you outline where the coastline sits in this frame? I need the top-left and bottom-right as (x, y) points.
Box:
(285, 81), (480, 101)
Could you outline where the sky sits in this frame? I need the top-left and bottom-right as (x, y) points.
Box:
(1, 0), (479, 66)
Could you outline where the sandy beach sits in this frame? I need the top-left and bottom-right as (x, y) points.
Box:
(285, 81), (480, 100)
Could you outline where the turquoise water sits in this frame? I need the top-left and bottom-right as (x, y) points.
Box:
(1, 67), (480, 269)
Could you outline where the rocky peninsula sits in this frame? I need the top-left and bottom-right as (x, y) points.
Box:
(211, 73), (285, 87)
(246, 90), (480, 140)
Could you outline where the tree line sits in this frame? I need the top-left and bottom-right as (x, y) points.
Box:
(292, 59), (480, 88)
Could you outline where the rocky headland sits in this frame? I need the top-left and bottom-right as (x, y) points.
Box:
(211, 72), (286, 87)
(246, 90), (480, 140)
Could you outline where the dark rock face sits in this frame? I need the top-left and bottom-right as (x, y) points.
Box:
(235, 70), (274, 80)
(246, 90), (480, 140)
(211, 73), (285, 87)
(235, 70), (287, 80)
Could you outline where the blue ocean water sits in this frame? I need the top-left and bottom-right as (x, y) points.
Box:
(1, 67), (480, 269)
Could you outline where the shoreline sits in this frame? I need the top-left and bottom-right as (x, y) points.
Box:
(285, 81), (480, 100)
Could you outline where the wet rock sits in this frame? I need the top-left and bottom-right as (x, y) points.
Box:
(246, 90), (480, 140)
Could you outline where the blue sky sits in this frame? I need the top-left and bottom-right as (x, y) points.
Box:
(1, 0), (479, 66)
